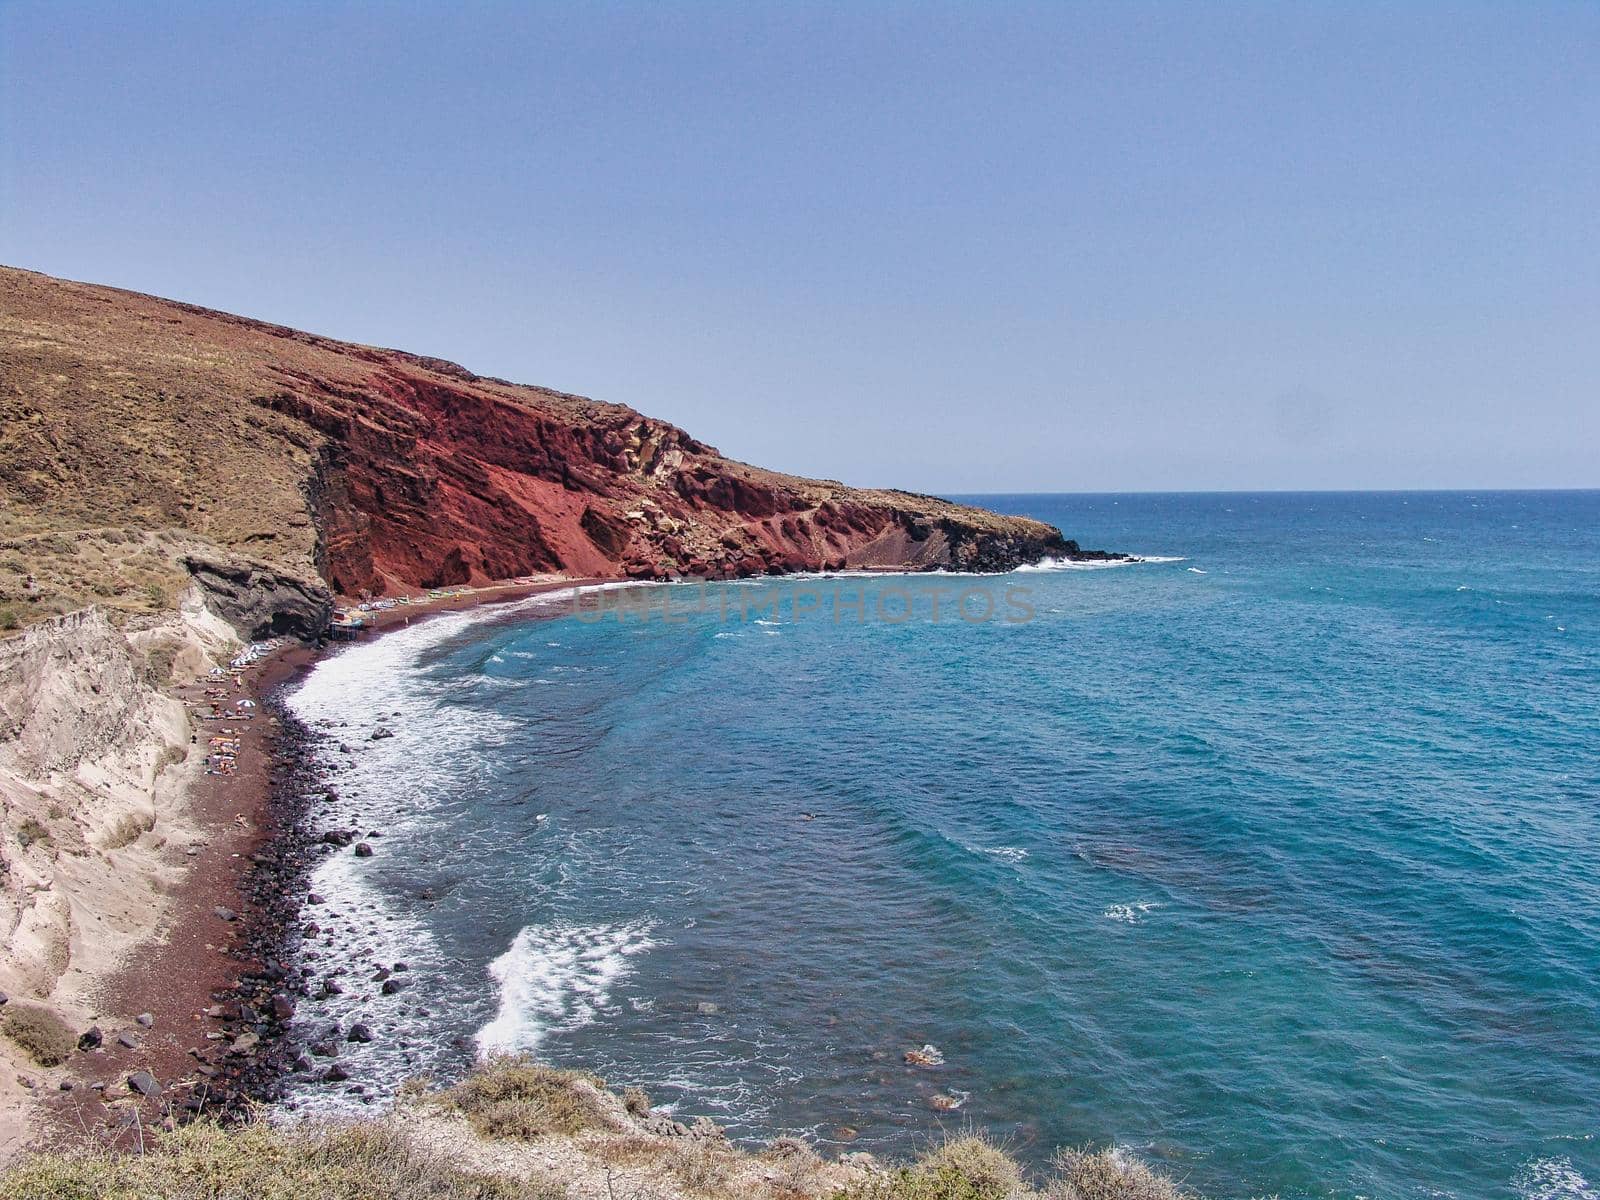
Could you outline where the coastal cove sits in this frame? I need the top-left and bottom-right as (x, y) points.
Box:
(259, 492), (1596, 1200)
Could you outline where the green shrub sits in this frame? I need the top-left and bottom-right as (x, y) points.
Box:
(0, 607), (18, 631)
(1, 1002), (78, 1068)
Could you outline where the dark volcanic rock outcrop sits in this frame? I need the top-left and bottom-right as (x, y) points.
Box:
(183, 554), (333, 639)
(0, 264), (1123, 627)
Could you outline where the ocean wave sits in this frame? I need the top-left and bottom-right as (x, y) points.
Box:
(1104, 901), (1161, 924)
(475, 920), (660, 1055)
(1015, 555), (1185, 572)
(968, 844), (1029, 864)
(1515, 1157), (1598, 1200)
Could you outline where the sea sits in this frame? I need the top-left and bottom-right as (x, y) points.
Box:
(281, 491), (1600, 1200)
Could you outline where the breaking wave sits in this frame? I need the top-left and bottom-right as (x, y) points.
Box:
(475, 921), (660, 1055)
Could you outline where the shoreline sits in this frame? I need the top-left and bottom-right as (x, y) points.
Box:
(37, 576), (612, 1147)
(30, 560), (1135, 1148)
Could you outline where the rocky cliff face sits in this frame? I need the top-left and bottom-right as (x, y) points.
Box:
(0, 265), (1121, 630)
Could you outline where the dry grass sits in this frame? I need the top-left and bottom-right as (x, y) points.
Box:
(0, 1057), (1195, 1200)
(1048, 1149), (1190, 1200)
(839, 1136), (1191, 1200)
(1, 1000), (78, 1067)
(0, 1119), (565, 1200)
(437, 1055), (614, 1140)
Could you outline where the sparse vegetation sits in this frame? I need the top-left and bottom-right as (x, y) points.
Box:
(0, 1119), (556, 1200)
(437, 1055), (614, 1140)
(839, 1137), (1192, 1200)
(1049, 1148), (1190, 1200)
(1, 1001), (78, 1067)
(0, 1059), (1195, 1200)
(15, 817), (50, 849)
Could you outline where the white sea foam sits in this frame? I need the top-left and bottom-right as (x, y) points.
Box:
(1104, 901), (1161, 924)
(1015, 554), (1184, 573)
(280, 586), (641, 1112)
(475, 920), (660, 1055)
(1186, 567), (1207, 574)
(1515, 1157), (1598, 1200)
(969, 844), (1029, 863)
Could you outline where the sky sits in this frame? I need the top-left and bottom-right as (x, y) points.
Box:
(2, 2), (1596, 493)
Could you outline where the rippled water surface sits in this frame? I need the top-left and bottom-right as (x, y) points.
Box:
(284, 492), (1600, 1200)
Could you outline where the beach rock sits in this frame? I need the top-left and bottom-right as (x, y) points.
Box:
(77, 1026), (103, 1051)
(310, 1042), (338, 1058)
(346, 1023), (374, 1043)
(369, 728), (394, 741)
(320, 829), (355, 847)
(353, 842), (373, 857)
(127, 1070), (162, 1099)
(307, 893), (326, 905)
(270, 994), (296, 1020)
(380, 978), (405, 995)
(322, 1063), (350, 1083)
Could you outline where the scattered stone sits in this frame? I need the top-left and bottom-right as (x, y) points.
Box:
(904, 1044), (945, 1067)
(127, 1071), (162, 1099)
(346, 1023), (374, 1043)
(929, 1093), (963, 1112)
(310, 1042), (338, 1058)
(77, 1026), (103, 1051)
(136, 1012), (154, 1028)
(0, 990), (9, 1006)
(353, 842), (373, 857)
(380, 978), (406, 995)
(320, 829), (356, 847)
(58, 1079), (73, 1091)
(307, 893), (326, 905)
(270, 994), (296, 1020)
(116, 1032), (141, 1050)
(213, 906), (237, 922)
(369, 728), (394, 741)
(229, 1032), (260, 1055)
(323, 1063), (351, 1083)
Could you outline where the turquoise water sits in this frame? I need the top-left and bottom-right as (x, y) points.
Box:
(286, 491), (1600, 1200)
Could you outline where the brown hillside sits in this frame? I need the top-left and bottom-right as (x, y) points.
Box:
(0, 265), (1114, 634)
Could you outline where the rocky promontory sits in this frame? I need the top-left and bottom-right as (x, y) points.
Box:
(1, 264), (1122, 635)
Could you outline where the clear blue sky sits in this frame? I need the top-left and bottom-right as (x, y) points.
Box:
(2, 2), (1595, 492)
